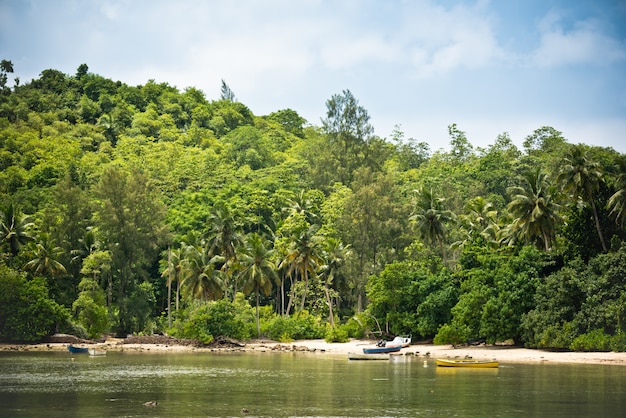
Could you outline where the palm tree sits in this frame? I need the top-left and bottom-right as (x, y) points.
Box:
(557, 145), (607, 252)
(607, 156), (626, 229)
(181, 245), (225, 301)
(507, 167), (561, 251)
(318, 238), (351, 328)
(285, 190), (320, 226)
(205, 205), (243, 298)
(24, 232), (67, 277)
(161, 246), (186, 327)
(237, 233), (278, 336)
(409, 188), (455, 261)
(0, 201), (34, 257)
(281, 224), (324, 314)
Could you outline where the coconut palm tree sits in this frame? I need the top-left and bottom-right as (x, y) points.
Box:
(318, 237), (351, 328)
(557, 144), (607, 252)
(181, 245), (225, 301)
(161, 246), (186, 327)
(409, 188), (455, 261)
(205, 204), (243, 298)
(0, 201), (34, 257)
(24, 232), (67, 277)
(607, 156), (626, 229)
(237, 233), (278, 336)
(281, 224), (324, 314)
(507, 167), (561, 251)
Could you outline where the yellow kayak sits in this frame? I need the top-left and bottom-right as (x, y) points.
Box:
(435, 358), (499, 368)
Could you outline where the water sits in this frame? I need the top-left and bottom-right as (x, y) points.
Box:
(0, 351), (624, 417)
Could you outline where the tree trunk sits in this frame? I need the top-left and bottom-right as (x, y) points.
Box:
(323, 278), (335, 328)
(590, 198), (608, 252)
(256, 288), (261, 337)
(167, 247), (172, 328)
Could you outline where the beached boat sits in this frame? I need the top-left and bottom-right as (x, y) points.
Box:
(67, 344), (88, 354)
(88, 348), (107, 356)
(435, 358), (499, 368)
(348, 352), (390, 360)
(362, 344), (402, 354)
(390, 335), (411, 347)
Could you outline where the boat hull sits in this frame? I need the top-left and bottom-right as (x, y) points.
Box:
(362, 344), (402, 354)
(348, 352), (390, 360)
(435, 358), (499, 368)
(67, 345), (88, 354)
(88, 348), (107, 356)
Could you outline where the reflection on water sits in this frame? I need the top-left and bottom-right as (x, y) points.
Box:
(0, 351), (624, 417)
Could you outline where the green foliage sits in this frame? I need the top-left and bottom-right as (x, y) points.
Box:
(366, 259), (457, 339)
(0, 264), (68, 341)
(263, 311), (325, 341)
(170, 298), (255, 343)
(437, 245), (543, 344)
(72, 277), (109, 338)
(1, 65), (625, 352)
(324, 324), (349, 343)
(570, 329), (626, 352)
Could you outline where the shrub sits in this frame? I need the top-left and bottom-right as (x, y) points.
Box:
(325, 325), (349, 343)
(570, 329), (626, 352)
(433, 323), (469, 345)
(263, 310), (325, 341)
(169, 298), (254, 343)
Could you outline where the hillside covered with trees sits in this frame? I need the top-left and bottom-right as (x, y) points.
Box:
(1, 60), (625, 351)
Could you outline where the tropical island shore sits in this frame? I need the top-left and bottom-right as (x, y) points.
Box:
(1, 335), (625, 366)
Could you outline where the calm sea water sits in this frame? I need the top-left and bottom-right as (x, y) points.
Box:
(0, 351), (624, 417)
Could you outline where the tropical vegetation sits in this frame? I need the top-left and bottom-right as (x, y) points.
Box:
(1, 60), (625, 351)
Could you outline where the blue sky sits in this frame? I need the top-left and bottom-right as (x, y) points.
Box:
(1, 0), (625, 153)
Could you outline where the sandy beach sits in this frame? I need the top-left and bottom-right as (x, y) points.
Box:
(1, 336), (625, 366)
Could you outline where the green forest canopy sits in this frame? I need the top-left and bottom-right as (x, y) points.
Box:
(1, 61), (625, 351)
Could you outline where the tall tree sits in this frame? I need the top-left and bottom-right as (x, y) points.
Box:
(507, 167), (561, 251)
(281, 224), (324, 313)
(93, 166), (168, 335)
(220, 79), (236, 102)
(205, 204), (243, 298)
(321, 89), (374, 185)
(557, 144), (607, 252)
(318, 237), (350, 327)
(238, 233), (278, 336)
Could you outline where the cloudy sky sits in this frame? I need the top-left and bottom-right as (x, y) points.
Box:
(1, 0), (625, 152)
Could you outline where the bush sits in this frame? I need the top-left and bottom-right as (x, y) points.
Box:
(433, 323), (470, 345)
(169, 299), (255, 343)
(324, 325), (349, 343)
(570, 329), (626, 352)
(263, 310), (325, 341)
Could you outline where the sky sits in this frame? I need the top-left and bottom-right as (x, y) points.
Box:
(1, 0), (625, 153)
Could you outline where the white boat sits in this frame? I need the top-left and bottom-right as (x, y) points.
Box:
(390, 335), (411, 347)
(89, 348), (107, 356)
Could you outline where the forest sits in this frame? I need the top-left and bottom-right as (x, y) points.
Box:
(0, 59), (625, 351)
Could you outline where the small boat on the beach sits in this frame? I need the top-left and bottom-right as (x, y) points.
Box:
(348, 352), (390, 360)
(88, 348), (107, 356)
(390, 335), (411, 347)
(67, 344), (88, 354)
(435, 358), (499, 368)
(362, 343), (402, 354)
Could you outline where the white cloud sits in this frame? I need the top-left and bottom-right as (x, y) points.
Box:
(531, 15), (626, 67)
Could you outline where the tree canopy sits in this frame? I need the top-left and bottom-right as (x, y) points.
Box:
(0, 61), (625, 350)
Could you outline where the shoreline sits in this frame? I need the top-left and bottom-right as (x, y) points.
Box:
(1, 338), (626, 366)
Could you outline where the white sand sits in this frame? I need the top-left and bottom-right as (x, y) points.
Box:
(4, 338), (625, 366)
